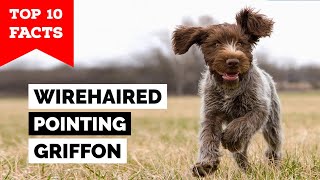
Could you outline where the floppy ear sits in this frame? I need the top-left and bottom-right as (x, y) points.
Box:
(172, 26), (207, 55)
(236, 7), (274, 44)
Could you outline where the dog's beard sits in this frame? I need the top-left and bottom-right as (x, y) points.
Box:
(222, 79), (240, 90)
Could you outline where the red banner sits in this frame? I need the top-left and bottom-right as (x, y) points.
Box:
(0, 0), (74, 67)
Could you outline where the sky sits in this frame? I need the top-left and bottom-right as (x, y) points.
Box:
(4, 0), (320, 69)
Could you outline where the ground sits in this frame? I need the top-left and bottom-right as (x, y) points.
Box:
(0, 92), (320, 179)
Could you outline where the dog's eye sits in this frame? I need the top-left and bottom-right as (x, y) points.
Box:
(214, 43), (220, 47)
(237, 42), (242, 46)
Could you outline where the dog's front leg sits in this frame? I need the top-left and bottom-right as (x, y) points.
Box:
(191, 114), (223, 177)
(221, 108), (268, 152)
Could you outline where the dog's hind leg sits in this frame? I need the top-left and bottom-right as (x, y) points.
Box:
(262, 95), (282, 165)
(233, 140), (250, 171)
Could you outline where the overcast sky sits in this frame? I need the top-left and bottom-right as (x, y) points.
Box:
(4, 0), (320, 69)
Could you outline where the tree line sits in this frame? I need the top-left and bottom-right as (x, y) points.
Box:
(0, 16), (319, 96)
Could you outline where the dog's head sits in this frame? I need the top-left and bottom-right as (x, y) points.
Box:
(172, 8), (274, 89)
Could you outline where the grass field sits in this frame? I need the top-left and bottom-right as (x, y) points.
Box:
(1, 92), (320, 179)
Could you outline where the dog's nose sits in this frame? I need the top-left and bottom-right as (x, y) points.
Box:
(226, 59), (240, 67)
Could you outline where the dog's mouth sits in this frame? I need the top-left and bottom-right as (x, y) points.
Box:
(222, 72), (239, 81)
(218, 72), (239, 81)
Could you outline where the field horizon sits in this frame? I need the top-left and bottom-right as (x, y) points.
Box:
(1, 92), (320, 179)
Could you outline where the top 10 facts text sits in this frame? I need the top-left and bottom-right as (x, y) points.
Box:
(0, 0), (74, 67)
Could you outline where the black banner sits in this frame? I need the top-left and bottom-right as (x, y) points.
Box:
(29, 112), (131, 135)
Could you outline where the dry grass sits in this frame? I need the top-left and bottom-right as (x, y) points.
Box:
(1, 92), (320, 179)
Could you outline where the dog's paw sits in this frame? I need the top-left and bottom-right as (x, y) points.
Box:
(265, 149), (282, 166)
(221, 134), (243, 152)
(221, 131), (244, 152)
(221, 118), (251, 152)
(191, 161), (219, 177)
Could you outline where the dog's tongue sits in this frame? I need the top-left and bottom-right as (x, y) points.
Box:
(222, 73), (239, 81)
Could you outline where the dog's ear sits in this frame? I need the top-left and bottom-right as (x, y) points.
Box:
(236, 7), (274, 44)
(172, 26), (207, 55)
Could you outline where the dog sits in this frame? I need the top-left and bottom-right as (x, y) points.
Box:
(172, 8), (282, 177)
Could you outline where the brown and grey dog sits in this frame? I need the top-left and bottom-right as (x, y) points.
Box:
(172, 8), (282, 177)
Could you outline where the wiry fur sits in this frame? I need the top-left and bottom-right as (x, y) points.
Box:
(171, 7), (282, 177)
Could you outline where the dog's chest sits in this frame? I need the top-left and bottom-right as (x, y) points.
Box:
(219, 94), (252, 119)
